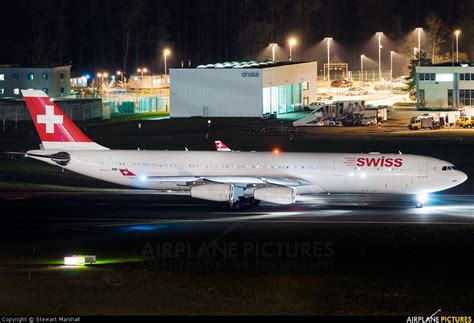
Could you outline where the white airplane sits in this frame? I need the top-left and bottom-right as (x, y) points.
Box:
(19, 90), (468, 210)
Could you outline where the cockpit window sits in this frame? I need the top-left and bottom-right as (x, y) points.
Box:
(442, 166), (456, 171)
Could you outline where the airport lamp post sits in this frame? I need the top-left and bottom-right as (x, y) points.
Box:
(97, 72), (108, 91)
(416, 27), (422, 54)
(390, 51), (394, 80)
(164, 48), (171, 76)
(116, 71), (124, 85)
(376, 32), (383, 81)
(325, 37), (333, 82)
(360, 55), (365, 82)
(137, 68), (148, 94)
(207, 119), (212, 140)
(270, 43), (278, 62)
(455, 30), (461, 62)
(288, 38), (297, 62)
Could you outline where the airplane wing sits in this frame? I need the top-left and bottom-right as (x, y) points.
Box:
(118, 171), (326, 205)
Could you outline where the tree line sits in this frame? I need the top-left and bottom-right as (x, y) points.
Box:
(0, 0), (471, 75)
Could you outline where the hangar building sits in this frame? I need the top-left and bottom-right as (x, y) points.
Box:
(170, 60), (317, 117)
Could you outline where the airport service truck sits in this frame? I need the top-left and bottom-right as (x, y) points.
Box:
(408, 116), (440, 130)
(458, 116), (474, 128)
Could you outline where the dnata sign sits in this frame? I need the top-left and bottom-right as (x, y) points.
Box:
(241, 72), (260, 78)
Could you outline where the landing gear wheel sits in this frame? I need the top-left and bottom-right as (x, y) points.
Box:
(415, 202), (423, 209)
(232, 201), (243, 211)
(219, 202), (230, 211)
(249, 198), (260, 207)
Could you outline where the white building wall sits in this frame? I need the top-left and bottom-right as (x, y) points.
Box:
(170, 62), (318, 118)
(170, 69), (262, 117)
(417, 65), (474, 109)
(262, 62), (318, 105)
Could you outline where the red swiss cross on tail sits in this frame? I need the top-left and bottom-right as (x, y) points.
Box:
(214, 140), (231, 152)
(21, 90), (108, 151)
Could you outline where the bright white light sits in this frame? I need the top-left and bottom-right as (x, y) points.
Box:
(140, 175), (148, 181)
(64, 256), (85, 266)
(360, 172), (367, 178)
(416, 193), (429, 204)
(435, 73), (454, 82)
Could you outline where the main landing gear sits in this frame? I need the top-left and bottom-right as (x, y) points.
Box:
(219, 197), (261, 211)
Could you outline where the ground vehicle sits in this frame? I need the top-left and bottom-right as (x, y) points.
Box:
(342, 117), (356, 126)
(347, 87), (369, 96)
(316, 94), (334, 101)
(458, 116), (474, 128)
(262, 112), (277, 120)
(323, 118), (343, 127)
(408, 116), (440, 130)
(307, 102), (327, 110)
(353, 117), (374, 127)
(331, 79), (351, 88)
(359, 118), (373, 126)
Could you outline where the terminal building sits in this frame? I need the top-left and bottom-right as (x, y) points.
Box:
(170, 60), (318, 117)
(416, 62), (474, 110)
(0, 65), (71, 98)
(129, 74), (170, 90)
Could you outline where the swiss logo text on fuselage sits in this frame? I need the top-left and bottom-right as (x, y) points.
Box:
(356, 157), (403, 167)
(345, 157), (404, 168)
(241, 72), (260, 78)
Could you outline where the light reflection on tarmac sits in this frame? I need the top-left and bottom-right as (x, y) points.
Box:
(1, 192), (474, 235)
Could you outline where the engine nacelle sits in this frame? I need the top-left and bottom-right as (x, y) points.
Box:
(253, 186), (296, 205)
(191, 184), (234, 202)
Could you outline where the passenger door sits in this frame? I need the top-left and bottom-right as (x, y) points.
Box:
(418, 161), (428, 178)
(205, 160), (213, 175)
(100, 155), (110, 171)
(333, 159), (343, 176)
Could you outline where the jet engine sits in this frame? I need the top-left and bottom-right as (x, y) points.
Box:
(191, 184), (234, 202)
(253, 186), (296, 205)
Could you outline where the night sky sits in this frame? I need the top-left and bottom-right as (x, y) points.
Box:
(0, 0), (469, 75)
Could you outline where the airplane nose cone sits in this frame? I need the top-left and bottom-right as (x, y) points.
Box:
(459, 171), (469, 184)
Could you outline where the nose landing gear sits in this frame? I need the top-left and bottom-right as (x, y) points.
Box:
(415, 193), (428, 209)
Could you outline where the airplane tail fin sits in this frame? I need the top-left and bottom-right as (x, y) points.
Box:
(215, 140), (232, 152)
(21, 90), (108, 150)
